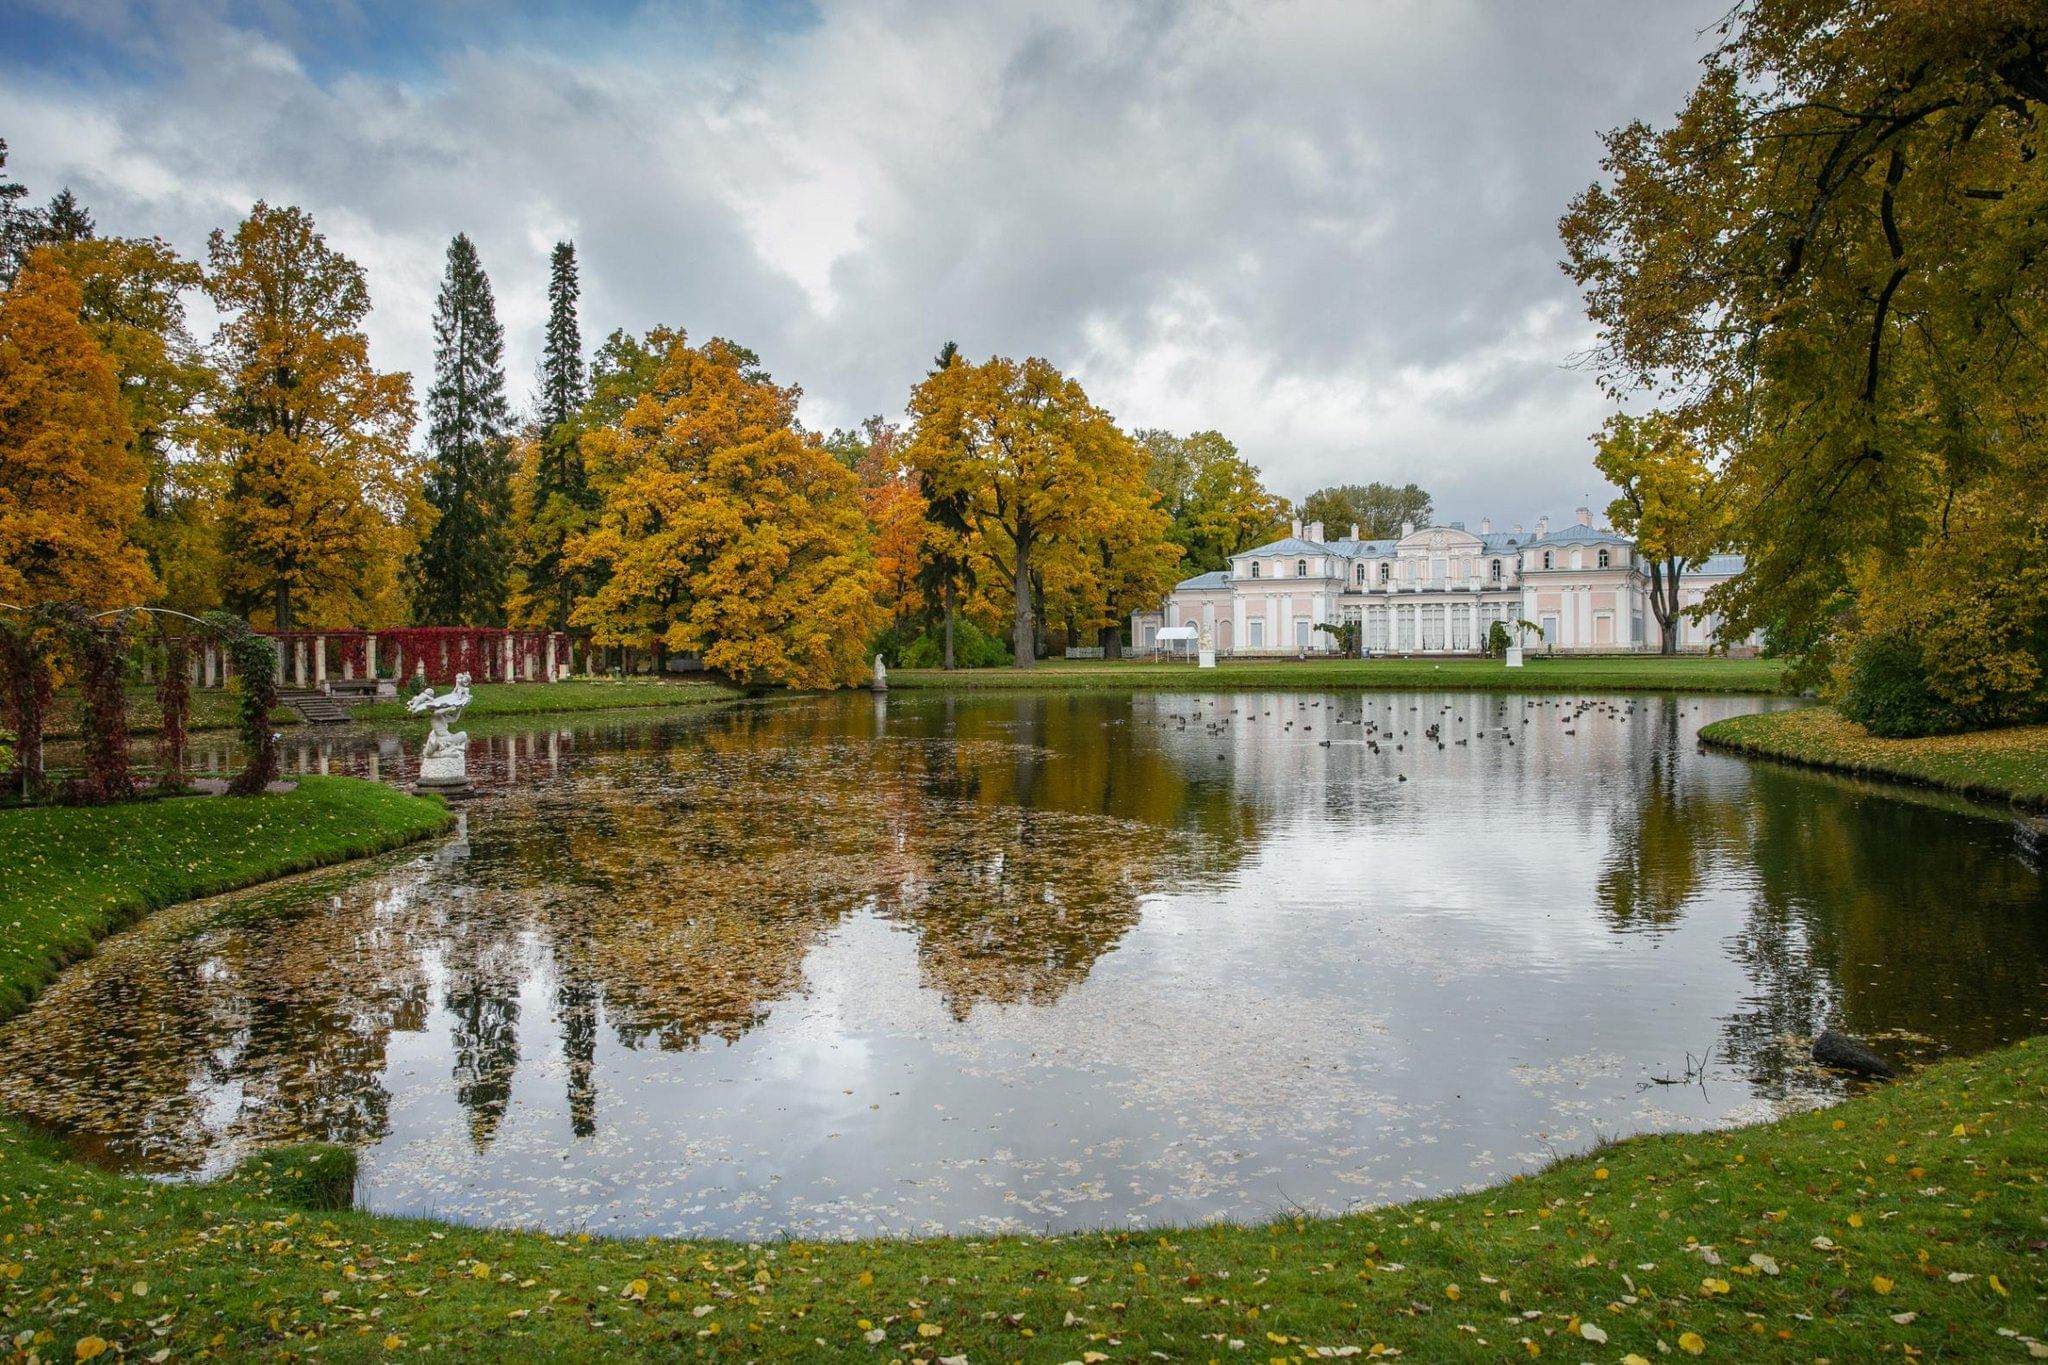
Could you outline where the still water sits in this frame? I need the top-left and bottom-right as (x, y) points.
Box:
(4, 690), (2044, 1239)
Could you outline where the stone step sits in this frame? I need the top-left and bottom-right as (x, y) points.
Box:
(278, 689), (353, 725)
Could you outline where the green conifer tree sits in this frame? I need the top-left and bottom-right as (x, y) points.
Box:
(525, 240), (590, 629)
(412, 232), (513, 625)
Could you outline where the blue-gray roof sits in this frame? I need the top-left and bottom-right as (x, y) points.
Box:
(1238, 536), (1333, 557)
(1174, 569), (1233, 591)
(1689, 553), (1745, 577)
(1531, 524), (1630, 546)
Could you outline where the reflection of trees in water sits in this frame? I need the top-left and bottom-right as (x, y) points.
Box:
(1595, 701), (1745, 934)
(0, 878), (434, 1173)
(3, 696), (1262, 1165)
(1721, 766), (2048, 1092)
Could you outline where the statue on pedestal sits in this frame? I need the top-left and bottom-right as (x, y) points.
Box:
(872, 654), (889, 692)
(407, 672), (474, 792)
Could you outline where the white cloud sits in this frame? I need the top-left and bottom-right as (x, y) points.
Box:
(0, 0), (1722, 524)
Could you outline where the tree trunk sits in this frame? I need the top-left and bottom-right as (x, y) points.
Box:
(1100, 624), (1122, 659)
(273, 579), (293, 633)
(1011, 540), (1035, 668)
(942, 582), (956, 671)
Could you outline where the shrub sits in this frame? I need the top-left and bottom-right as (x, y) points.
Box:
(1838, 633), (1959, 738)
(899, 617), (1012, 669)
(226, 1142), (358, 1211)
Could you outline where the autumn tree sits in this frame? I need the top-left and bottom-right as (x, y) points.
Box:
(0, 255), (154, 609)
(1594, 412), (1722, 654)
(206, 203), (418, 631)
(1137, 428), (1289, 573)
(848, 417), (927, 627)
(412, 233), (514, 624)
(904, 355), (1159, 667)
(566, 332), (883, 688)
(43, 235), (220, 613)
(521, 241), (591, 630)
(1561, 1), (2048, 723)
(1298, 481), (1432, 540)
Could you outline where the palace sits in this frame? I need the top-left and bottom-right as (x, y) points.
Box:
(1131, 509), (1755, 656)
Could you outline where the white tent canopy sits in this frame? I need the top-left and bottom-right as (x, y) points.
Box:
(1156, 625), (1199, 643)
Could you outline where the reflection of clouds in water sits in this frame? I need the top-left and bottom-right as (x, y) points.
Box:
(6, 689), (2044, 1239)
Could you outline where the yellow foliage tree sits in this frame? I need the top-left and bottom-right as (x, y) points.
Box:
(904, 355), (1168, 666)
(0, 254), (155, 609)
(205, 203), (419, 630)
(565, 333), (883, 689)
(1593, 411), (1723, 654)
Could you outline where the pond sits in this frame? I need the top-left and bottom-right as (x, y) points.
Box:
(4, 690), (2044, 1240)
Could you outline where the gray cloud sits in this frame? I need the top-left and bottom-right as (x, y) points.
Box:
(0, 0), (1723, 527)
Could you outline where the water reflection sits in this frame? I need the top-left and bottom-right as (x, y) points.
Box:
(2, 690), (2042, 1238)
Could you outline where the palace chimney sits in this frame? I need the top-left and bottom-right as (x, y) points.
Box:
(1576, 506), (1593, 528)
(1291, 517), (1303, 539)
(1533, 515), (1548, 539)
(1350, 522), (1361, 540)
(1400, 520), (1414, 538)
(1479, 516), (1492, 534)
(1306, 520), (1324, 543)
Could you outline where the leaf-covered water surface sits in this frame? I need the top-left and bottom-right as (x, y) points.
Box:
(2, 690), (2043, 1240)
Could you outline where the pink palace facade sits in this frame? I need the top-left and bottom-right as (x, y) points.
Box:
(1131, 509), (1758, 656)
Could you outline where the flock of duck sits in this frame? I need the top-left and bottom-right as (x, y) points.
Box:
(1146, 695), (1667, 783)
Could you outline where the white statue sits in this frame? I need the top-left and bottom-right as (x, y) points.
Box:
(408, 672), (473, 789)
(872, 654), (889, 692)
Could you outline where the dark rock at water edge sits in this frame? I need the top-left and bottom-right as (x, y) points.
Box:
(1813, 1029), (1895, 1078)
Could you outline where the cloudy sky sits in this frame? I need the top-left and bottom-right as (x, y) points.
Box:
(2, 0), (1722, 526)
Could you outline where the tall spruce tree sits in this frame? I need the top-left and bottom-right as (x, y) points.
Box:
(525, 240), (590, 629)
(412, 233), (513, 625)
(43, 189), (93, 243)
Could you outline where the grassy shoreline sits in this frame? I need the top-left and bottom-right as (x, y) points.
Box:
(894, 655), (1790, 694)
(347, 677), (744, 723)
(1, 769), (2042, 1357)
(0, 776), (453, 1020)
(1701, 706), (2048, 810)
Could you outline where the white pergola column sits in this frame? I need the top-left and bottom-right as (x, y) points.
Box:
(314, 635), (327, 684)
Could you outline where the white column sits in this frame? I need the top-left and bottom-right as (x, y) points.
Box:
(314, 635), (327, 684)
(366, 633), (378, 680)
(503, 634), (515, 683)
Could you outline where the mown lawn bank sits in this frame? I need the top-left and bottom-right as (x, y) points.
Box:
(1701, 706), (2048, 810)
(347, 677), (743, 724)
(0, 777), (454, 1020)
(0, 771), (2041, 1359)
(894, 655), (1790, 694)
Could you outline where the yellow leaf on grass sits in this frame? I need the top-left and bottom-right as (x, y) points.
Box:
(1679, 1331), (1707, 1355)
(1872, 1275), (1894, 1295)
(1444, 1283), (1461, 1300)
(916, 1323), (944, 1338)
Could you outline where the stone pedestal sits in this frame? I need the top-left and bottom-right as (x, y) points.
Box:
(1198, 646), (1216, 669)
(1505, 645), (1524, 668)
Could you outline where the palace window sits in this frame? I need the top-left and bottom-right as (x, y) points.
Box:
(1542, 551), (1553, 570)
(1355, 563), (1366, 585)
(1250, 561), (1260, 579)
(1490, 558), (1502, 582)
(1296, 559), (1308, 577)
(1597, 548), (1610, 568)
(1379, 562), (1390, 584)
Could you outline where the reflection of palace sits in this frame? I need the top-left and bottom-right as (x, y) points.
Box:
(1133, 511), (1758, 655)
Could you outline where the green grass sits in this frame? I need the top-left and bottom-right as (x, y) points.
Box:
(0, 777), (453, 1021)
(0, 760), (2042, 1358)
(894, 654), (1791, 694)
(1702, 706), (2048, 809)
(0, 1041), (2040, 1360)
(42, 685), (295, 739)
(349, 677), (744, 723)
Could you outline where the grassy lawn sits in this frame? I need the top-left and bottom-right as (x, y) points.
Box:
(0, 772), (2042, 1358)
(0, 777), (453, 1020)
(895, 654), (1791, 694)
(1701, 706), (2048, 809)
(349, 677), (744, 723)
(42, 685), (295, 740)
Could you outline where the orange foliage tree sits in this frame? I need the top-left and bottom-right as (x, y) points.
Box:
(0, 254), (154, 609)
(566, 333), (882, 689)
